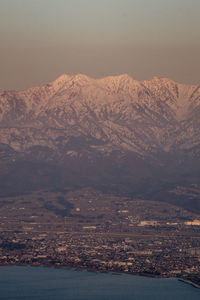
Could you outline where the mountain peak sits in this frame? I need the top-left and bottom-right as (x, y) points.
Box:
(71, 74), (92, 82)
(51, 74), (71, 90)
(118, 73), (133, 80)
(148, 76), (177, 85)
(55, 74), (70, 82)
(100, 73), (135, 81)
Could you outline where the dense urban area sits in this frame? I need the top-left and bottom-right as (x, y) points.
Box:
(0, 188), (200, 288)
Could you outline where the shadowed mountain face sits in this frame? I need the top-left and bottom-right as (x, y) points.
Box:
(0, 74), (200, 212)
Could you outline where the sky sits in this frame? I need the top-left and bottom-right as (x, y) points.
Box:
(0, 0), (200, 90)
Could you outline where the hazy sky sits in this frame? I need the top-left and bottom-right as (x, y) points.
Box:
(0, 0), (200, 90)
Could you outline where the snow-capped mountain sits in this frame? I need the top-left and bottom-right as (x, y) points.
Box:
(0, 74), (200, 158)
(0, 74), (200, 212)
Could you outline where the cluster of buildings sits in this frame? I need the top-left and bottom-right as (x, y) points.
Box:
(0, 227), (199, 284)
(0, 189), (199, 286)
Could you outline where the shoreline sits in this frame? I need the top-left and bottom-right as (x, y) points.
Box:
(1, 262), (199, 289)
(178, 278), (200, 289)
(0, 262), (163, 278)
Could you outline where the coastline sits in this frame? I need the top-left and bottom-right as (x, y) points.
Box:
(1, 262), (199, 289)
(178, 278), (200, 289)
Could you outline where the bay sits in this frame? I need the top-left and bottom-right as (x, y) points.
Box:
(0, 266), (199, 300)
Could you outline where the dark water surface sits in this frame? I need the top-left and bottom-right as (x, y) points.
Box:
(0, 266), (199, 300)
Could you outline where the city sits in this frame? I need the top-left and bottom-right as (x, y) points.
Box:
(0, 188), (199, 288)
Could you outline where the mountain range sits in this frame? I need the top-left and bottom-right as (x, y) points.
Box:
(0, 74), (200, 212)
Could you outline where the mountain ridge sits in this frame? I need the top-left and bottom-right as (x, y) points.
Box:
(0, 74), (200, 212)
(0, 73), (199, 155)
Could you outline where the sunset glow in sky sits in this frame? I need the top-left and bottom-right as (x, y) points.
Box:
(0, 0), (200, 89)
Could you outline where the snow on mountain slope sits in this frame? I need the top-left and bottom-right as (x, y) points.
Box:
(0, 74), (200, 160)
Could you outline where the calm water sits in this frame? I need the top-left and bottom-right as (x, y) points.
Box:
(0, 266), (199, 300)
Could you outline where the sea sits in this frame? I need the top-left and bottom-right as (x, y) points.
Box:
(0, 266), (199, 300)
